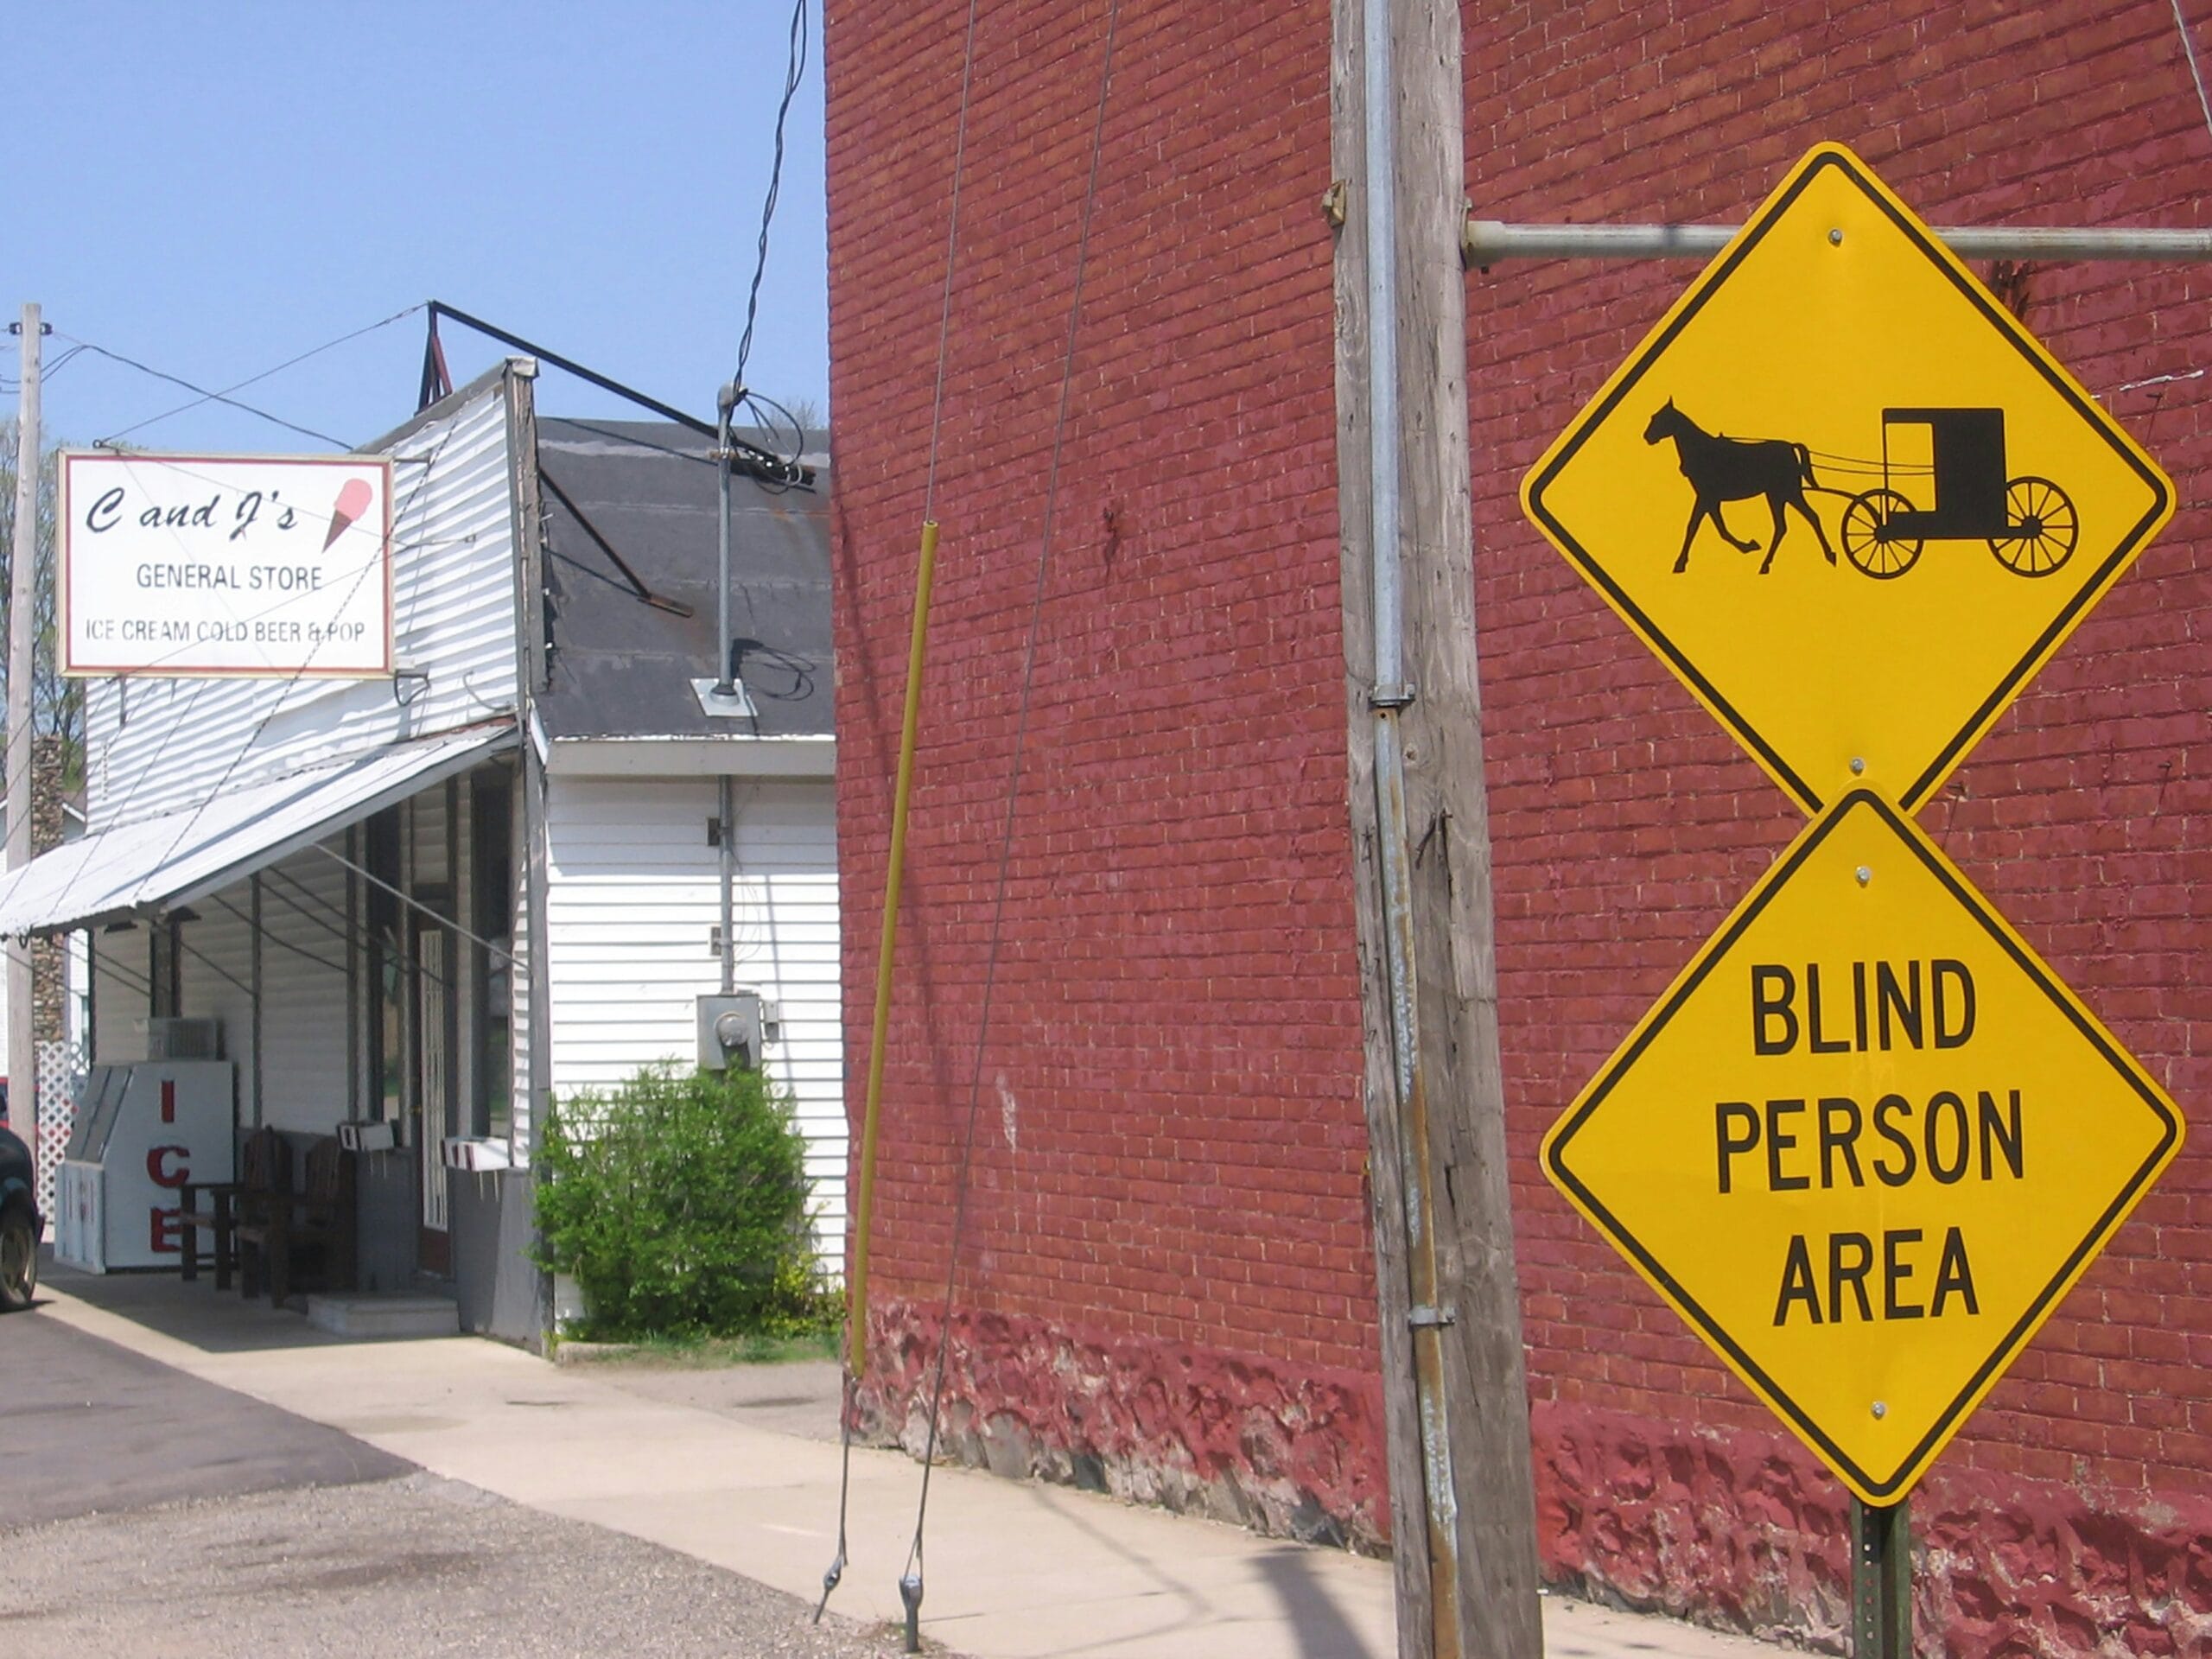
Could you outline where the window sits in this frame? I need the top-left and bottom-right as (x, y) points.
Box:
(471, 768), (514, 1140)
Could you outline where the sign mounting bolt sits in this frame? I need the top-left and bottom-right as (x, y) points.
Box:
(1850, 756), (1866, 774)
(1829, 228), (1844, 245)
(1872, 1401), (1888, 1420)
(1855, 866), (1873, 887)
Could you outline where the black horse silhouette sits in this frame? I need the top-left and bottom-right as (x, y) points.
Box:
(1643, 400), (1838, 575)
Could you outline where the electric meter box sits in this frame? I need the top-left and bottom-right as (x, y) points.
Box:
(54, 1062), (236, 1273)
(696, 992), (780, 1071)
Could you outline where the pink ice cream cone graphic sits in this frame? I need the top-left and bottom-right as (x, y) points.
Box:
(324, 477), (375, 551)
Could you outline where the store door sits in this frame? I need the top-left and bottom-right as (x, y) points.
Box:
(416, 925), (452, 1274)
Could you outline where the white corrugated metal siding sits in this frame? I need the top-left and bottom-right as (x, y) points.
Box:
(88, 931), (149, 1065)
(176, 890), (255, 1120)
(543, 774), (844, 1268)
(79, 372), (522, 832)
(252, 843), (353, 1135)
(410, 780), (451, 892)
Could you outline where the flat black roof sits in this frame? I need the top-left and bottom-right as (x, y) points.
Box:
(534, 417), (831, 741)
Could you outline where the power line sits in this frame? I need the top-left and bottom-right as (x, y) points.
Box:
(2174, 0), (2212, 148)
(0, 343), (86, 393)
(734, 0), (810, 391)
(54, 334), (351, 449)
(728, 0), (817, 487)
(94, 305), (423, 448)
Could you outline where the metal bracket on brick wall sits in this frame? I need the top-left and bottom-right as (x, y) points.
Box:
(1461, 216), (2212, 270)
(1408, 1304), (1458, 1329)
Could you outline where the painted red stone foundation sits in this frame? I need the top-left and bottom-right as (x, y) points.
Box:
(1536, 1402), (2212, 1657)
(858, 1303), (1395, 1554)
(859, 1330), (2212, 1656)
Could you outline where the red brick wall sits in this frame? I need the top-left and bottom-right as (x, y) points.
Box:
(828, 0), (2212, 1647)
(823, 0), (1385, 1543)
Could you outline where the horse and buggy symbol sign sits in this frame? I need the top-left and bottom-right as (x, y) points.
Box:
(1526, 143), (2171, 817)
(1642, 399), (2079, 582)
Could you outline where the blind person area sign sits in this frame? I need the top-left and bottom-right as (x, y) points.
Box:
(1540, 791), (2183, 1504)
(60, 451), (394, 678)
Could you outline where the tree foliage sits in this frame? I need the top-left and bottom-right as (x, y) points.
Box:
(534, 1064), (833, 1342)
(0, 423), (81, 785)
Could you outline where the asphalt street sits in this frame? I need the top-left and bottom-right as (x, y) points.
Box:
(1, 1306), (408, 1526)
(0, 1308), (934, 1657)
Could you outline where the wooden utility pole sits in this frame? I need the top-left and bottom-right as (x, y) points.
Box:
(1329, 5), (1542, 1657)
(8, 303), (41, 1170)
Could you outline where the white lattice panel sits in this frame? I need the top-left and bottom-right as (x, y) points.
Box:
(35, 1039), (81, 1228)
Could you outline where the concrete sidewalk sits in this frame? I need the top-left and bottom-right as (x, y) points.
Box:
(36, 1271), (1797, 1659)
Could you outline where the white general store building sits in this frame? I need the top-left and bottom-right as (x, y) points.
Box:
(0, 361), (842, 1338)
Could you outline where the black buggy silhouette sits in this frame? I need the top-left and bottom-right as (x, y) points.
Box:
(1838, 408), (2077, 581)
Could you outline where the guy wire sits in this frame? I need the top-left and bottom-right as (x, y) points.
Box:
(921, 0), (987, 526)
(816, 0), (988, 1625)
(901, 0), (1123, 1617)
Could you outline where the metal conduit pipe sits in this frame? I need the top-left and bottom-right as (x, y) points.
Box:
(716, 383), (740, 997)
(1362, 0), (1463, 1649)
(720, 777), (737, 997)
(716, 384), (740, 698)
(1463, 218), (2212, 266)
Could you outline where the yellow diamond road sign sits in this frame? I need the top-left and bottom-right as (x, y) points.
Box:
(1522, 143), (2173, 815)
(1542, 791), (2183, 1504)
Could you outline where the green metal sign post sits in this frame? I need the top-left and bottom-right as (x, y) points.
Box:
(1851, 1498), (1912, 1658)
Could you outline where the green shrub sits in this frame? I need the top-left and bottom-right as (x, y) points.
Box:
(534, 1064), (834, 1342)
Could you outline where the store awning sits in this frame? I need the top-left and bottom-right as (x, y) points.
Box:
(0, 722), (517, 938)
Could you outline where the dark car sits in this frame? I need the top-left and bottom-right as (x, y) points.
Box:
(0, 1123), (38, 1310)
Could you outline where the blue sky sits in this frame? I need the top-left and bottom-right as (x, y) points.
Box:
(5, 3), (825, 455)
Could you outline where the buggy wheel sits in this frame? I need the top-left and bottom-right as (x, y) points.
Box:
(1841, 488), (1923, 579)
(0, 1198), (36, 1311)
(1989, 476), (2076, 576)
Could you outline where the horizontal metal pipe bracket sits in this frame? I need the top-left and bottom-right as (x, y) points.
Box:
(1464, 216), (2212, 268)
(1369, 683), (1416, 710)
(1408, 1304), (1458, 1329)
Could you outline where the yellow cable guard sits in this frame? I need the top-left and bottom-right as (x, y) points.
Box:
(847, 517), (940, 1375)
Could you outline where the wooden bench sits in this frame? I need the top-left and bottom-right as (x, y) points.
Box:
(179, 1127), (290, 1292)
(237, 1135), (357, 1306)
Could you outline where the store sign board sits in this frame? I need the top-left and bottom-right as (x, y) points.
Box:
(1541, 791), (2183, 1503)
(1522, 143), (2172, 814)
(60, 451), (394, 678)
